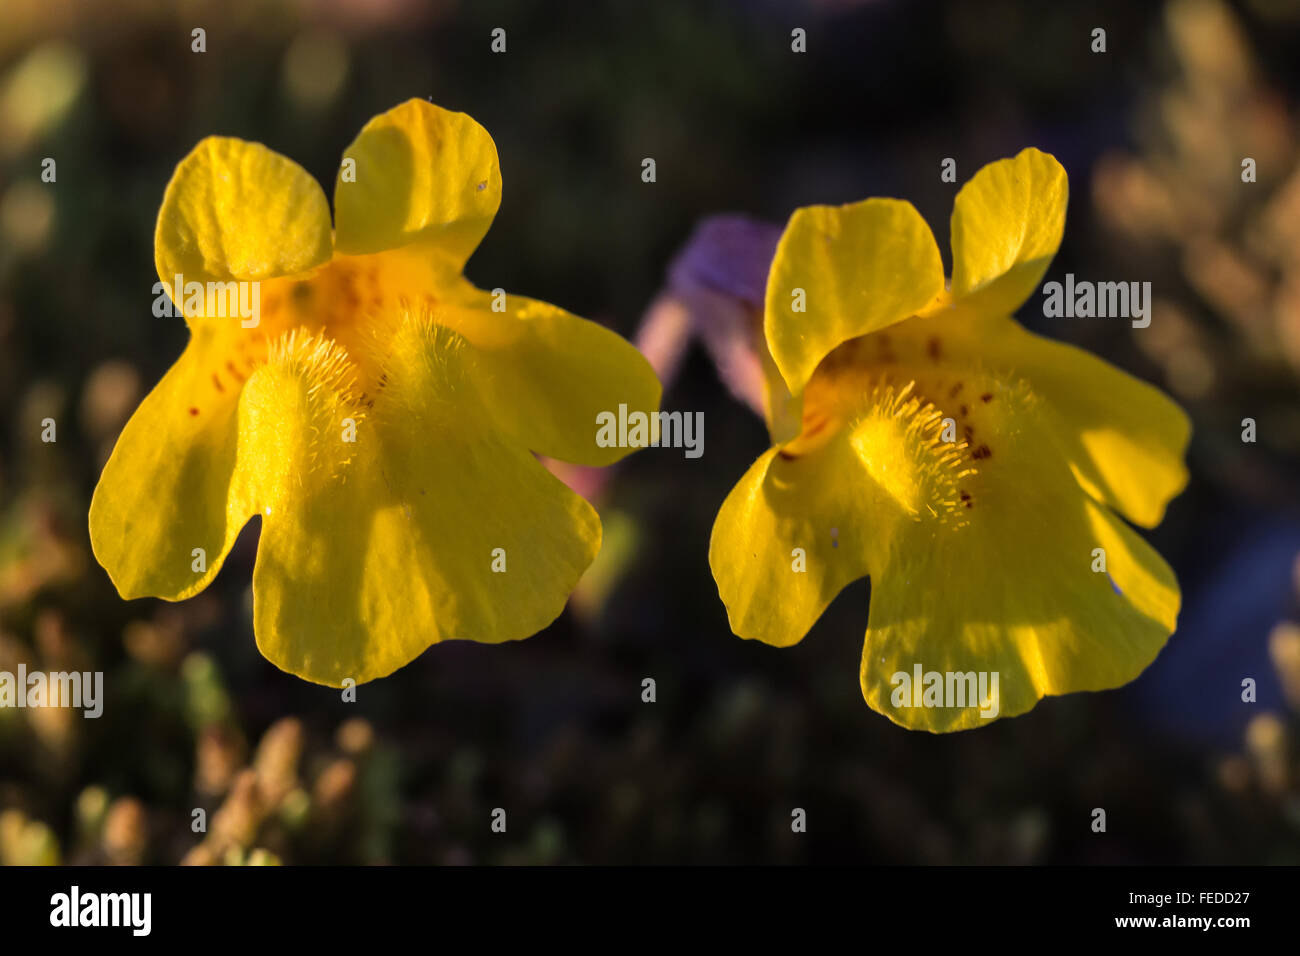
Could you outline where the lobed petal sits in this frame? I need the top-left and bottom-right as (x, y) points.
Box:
(437, 282), (662, 467)
(154, 137), (333, 307)
(764, 198), (944, 395)
(333, 99), (501, 269)
(241, 319), (600, 686)
(858, 378), (1179, 732)
(870, 310), (1191, 528)
(89, 328), (256, 600)
(709, 440), (875, 648)
(975, 316), (1191, 527)
(948, 147), (1068, 317)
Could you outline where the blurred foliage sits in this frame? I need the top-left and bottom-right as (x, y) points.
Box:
(1, 0), (1299, 864)
(1094, 0), (1300, 505)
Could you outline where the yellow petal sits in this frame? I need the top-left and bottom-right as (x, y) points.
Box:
(857, 375), (1178, 732)
(948, 147), (1068, 316)
(89, 327), (255, 600)
(154, 137), (333, 302)
(433, 282), (662, 466)
(975, 315), (1191, 527)
(764, 198), (944, 395)
(837, 310), (1190, 528)
(242, 319), (600, 686)
(709, 439), (874, 648)
(333, 99), (501, 268)
(758, 324), (804, 444)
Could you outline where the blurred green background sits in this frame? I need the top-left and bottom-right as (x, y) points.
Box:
(2, 0), (1300, 864)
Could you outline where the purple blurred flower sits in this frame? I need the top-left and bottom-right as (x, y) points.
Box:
(643, 214), (782, 417)
(669, 214), (781, 308)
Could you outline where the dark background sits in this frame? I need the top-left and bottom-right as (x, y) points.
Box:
(1, 0), (1299, 864)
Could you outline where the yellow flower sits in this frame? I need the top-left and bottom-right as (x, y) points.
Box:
(708, 148), (1189, 732)
(90, 99), (660, 686)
